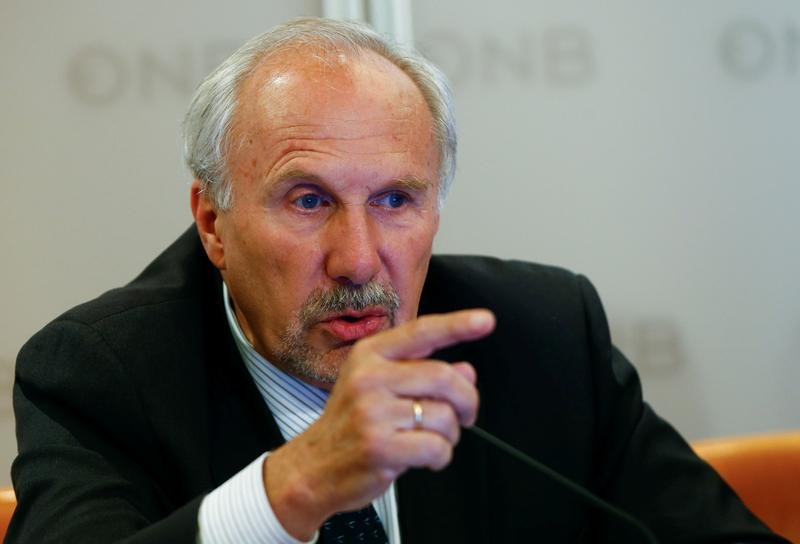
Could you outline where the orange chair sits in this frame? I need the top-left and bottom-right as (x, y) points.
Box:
(0, 435), (797, 542)
(0, 486), (15, 541)
(693, 431), (800, 543)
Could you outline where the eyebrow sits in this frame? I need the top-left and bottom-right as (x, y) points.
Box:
(269, 170), (433, 192)
(391, 175), (433, 192)
(270, 169), (322, 190)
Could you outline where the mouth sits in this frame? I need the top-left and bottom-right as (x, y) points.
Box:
(317, 307), (391, 342)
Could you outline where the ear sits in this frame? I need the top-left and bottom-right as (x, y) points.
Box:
(191, 179), (226, 270)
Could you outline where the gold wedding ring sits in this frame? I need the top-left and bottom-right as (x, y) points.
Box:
(412, 399), (424, 430)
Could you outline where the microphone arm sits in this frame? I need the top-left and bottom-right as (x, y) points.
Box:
(468, 425), (659, 544)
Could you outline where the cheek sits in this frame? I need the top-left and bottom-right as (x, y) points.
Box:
(263, 233), (328, 302)
(386, 225), (436, 319)
(230, 219), (319, 302)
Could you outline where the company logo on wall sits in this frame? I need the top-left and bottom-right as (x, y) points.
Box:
(417, 26), (596, 88)
(62, 27), (597, 106)
(611, 317), (685, 376)
(65, 42), (239, 106)
(62, 17), (798, 107)
(719, 19), (799, 80)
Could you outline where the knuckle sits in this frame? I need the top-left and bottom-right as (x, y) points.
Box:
(460, 389), (479, 421)
(445, 407), (461, 436)
(375, 467), (397, 488)
(444, 421), (460, 445)
(431, 364), (456, 390)
(360, 432), (389, 467)
(429, 439), (453, 471)
(444, 411), (460, 441)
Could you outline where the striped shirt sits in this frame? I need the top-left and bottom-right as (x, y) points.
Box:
(197, 283), (400, 543)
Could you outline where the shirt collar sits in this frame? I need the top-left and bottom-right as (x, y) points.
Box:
(222, 282), (328, 441)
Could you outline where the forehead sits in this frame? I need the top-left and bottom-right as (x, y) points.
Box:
(226, 46), (439, 192)
(233, 46), (434, 147)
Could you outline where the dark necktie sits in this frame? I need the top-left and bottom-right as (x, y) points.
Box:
(318, 503), (389, 543)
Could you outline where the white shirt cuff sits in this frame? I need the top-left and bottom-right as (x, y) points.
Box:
(197, 452), (317, 544)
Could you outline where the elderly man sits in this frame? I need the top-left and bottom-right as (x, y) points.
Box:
(10, 17), (786, 544)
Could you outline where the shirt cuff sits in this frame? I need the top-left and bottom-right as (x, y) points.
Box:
(197, 452), (317, 544)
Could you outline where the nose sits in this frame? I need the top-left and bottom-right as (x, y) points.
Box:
(323, 205), (382, 287)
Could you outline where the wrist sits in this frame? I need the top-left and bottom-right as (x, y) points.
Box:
(263, 447), (329, 540)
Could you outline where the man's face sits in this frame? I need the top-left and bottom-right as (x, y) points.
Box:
(198, 50), (441, 388)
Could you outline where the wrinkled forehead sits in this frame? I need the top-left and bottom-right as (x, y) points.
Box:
(224, 44), (441, 195)
(228, 46), (438, 171)
(239, 46), (426, 120)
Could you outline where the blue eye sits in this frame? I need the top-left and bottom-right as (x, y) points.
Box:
(296, 194), (324, 209)
(375, 192), (408, 209)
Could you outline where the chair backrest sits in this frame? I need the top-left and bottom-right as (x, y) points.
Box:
(0, 486), (16, 541)
(693, 431), (800, 544)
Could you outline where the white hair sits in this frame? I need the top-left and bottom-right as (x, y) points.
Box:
(183, 17), (457, 210)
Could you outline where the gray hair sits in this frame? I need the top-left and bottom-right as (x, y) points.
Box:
(183, 17), (456, 210)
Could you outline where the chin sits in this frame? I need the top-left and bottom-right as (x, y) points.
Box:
(282, 344), (353, 389)
(318, 344), (354, 377)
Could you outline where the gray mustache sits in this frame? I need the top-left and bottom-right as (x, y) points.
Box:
(299, 282), (400, 327)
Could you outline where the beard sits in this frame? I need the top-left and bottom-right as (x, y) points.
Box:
(273, 281), (400, 385)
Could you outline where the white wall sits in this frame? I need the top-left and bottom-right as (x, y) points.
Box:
(0, 0), (320, 485)
(1, 1), (798, 485)
(414, 1), (800, 440)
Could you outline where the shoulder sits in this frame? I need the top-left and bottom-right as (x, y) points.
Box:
(422, 254), (600, 317)
(421, 255), (611, 375)
(28, 227), (216, 345)
(61, 227), (213, 327)
(425, 257), (614, 463)
(17, 227), (219, 376)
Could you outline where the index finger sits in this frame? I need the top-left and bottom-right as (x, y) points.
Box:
(368, 309), (495, 360)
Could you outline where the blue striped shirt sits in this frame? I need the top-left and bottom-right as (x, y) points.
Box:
(197, 283), (400, 543)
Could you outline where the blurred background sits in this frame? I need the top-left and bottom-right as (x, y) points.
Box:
(1, 0), (798, 485)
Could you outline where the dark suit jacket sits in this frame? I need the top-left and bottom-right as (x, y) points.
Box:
(10, 228), (786, 543)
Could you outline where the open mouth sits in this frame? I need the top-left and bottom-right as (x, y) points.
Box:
(318, 308), (390, 342)
(338, 315), (361, 323)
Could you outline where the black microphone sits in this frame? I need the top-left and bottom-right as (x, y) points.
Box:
(468, 425), (659, 544)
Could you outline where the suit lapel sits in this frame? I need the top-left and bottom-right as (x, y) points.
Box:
(202, 271), (286, 486)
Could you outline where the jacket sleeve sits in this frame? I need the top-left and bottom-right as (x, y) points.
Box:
(9, 318), (204, 544)
(577, 275), (789, 543)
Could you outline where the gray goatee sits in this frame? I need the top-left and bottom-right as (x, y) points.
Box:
(275, 281), (400, 384)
